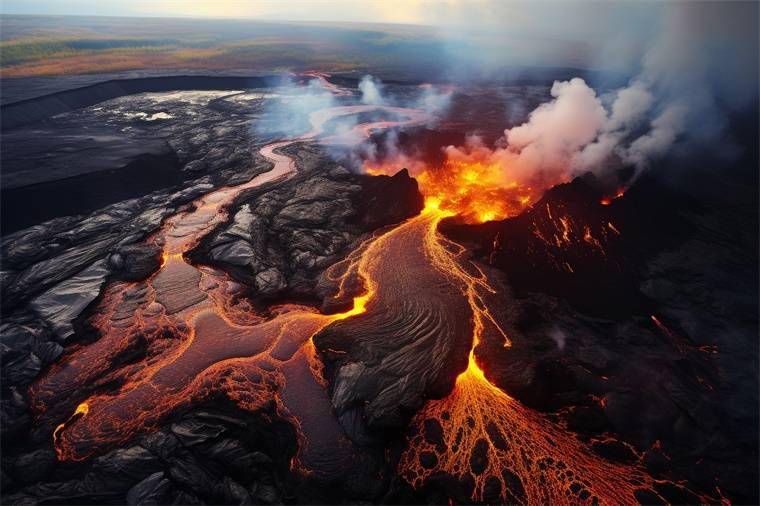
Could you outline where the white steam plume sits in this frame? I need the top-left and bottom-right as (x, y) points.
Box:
(359, 75), (385, 105)
(444, 2), (757, 189)
(255, 76), (337, 138)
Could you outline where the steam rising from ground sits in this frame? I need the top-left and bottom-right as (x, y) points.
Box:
(255, 72), (453, 173)
(260, 2), (755, 203)
(444, 74), (674, 190)
(255, 76), (338, 139)
(358, 75), (384, 105)
(358, 74), (453, 119)
(402, 2), (757, 193)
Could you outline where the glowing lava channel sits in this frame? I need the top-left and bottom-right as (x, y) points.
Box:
(397, 202), (702, 505)
(31, 78), (426, 469)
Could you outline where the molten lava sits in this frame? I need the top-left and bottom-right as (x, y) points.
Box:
(29, 84), (426, 470)
(398, 203), (706, 505)
(366, 158), (542, 224)
(419, 160), (537, 222)
(600, 188), (625, 206)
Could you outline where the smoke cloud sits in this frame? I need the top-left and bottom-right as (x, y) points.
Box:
(416, 83), (454, 118)
(352, 75), (454, 171)
(359, 75), (453, 119)
(434, 2), (758, 190)
(255, 73), (456, 176)
(359, 75), (384, 105)
(255, 76), (338, 138)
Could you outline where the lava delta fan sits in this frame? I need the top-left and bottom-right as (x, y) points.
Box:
(0, 3), (758, 506)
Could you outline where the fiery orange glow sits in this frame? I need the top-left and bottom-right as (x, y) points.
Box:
(417, 161), (536, 222)
(52, 402), (89, 459)
(366, 158), (549, 223)
(398, 207), (669, 504)
(389, 206), (712, 504)
(600, 188), (625, 206)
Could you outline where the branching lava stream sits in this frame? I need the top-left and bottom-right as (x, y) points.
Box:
(395, 201), (687, 505)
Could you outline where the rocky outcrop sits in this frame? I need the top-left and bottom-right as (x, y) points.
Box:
(1, 75), (280, 130)
(188, 144), (423, 302)
(4, 407), (291, 506)
(1, 180), (217, 316)
(107, 244), (163, 282)
(442, 176), (640, 316)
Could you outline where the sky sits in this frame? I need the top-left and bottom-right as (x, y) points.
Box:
(1, 0), (659, 34)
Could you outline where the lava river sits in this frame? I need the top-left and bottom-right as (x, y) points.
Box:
(30, 76), (699, 505)
(30, 78), (430, 474)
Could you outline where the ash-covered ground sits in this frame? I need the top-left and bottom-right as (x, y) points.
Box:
(0, 75), (757, 505)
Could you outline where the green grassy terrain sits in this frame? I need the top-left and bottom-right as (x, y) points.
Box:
(0, 15), (443, 77)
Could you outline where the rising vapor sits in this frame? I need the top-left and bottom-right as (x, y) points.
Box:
(439, 1), (758, 191)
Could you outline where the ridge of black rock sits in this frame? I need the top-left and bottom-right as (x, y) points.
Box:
(442, 176), (646, 317)
(1, 151), (184, 235)
(3, 401), (299, 506)
(186, 145), (424, 305)
(349, 168), (425, 232)
(1, 75), (281, 130)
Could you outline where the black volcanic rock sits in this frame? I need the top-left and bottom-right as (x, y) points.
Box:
(107, 243), (163, 281)
(350, 168), (425, 232)
(188, 144), (423, 302)
(0, 75), (279, 130)
(12, 449), (56, 486)
(126, 471), (172, 505)
(2, 81), (276, 235)
(312, 206), (473, 440)
(445, 167), (758, 503)
(442, 176), (642, 317)
(1, 179), (219, 317)
(4, 404), (293, 505)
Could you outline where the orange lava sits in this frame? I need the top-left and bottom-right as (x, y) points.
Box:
(397, 204), (704, 504)
(366, 159), (543, 223)
(30, 87), (427, 468)
(600, 188), (625, 206)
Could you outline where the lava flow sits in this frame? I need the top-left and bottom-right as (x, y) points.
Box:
(30, 78), (428, 472)
(366, 156), (548, 224)
(364, 151), (704, 503)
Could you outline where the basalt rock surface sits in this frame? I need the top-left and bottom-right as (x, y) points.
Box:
(1, 86), (275, 234)
(4, 404), (295, 506)
(441, 169), (759, 503)
(187, 143), (424, 303)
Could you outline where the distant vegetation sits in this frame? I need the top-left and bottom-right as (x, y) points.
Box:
(0, 38), (179, 66)
(0, 15), (443, 78)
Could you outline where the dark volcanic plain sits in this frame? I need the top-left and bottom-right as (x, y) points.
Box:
(0, 72), (757, 506)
